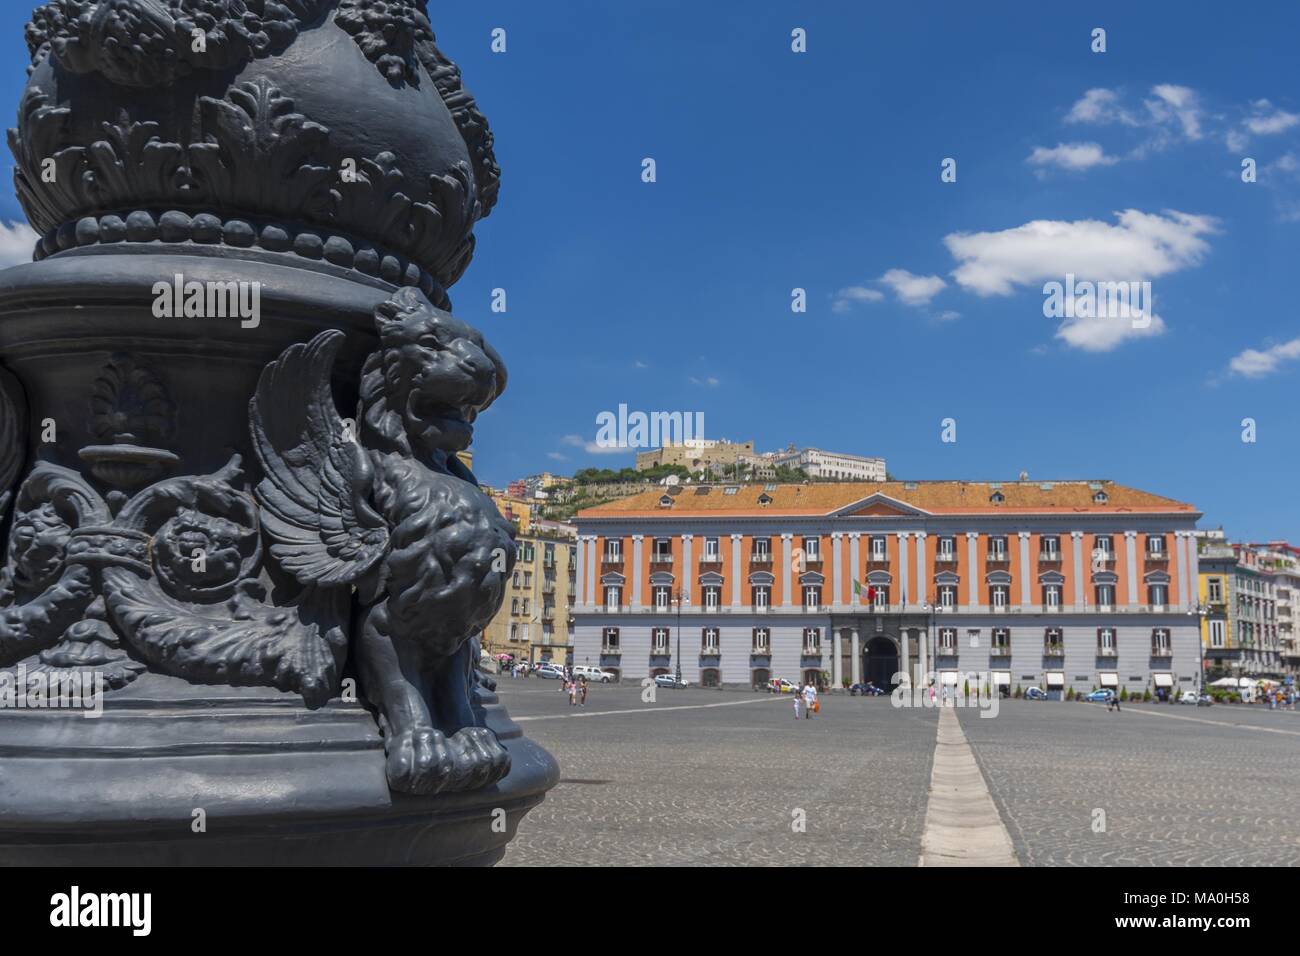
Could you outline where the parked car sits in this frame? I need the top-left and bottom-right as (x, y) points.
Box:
(1023, 687), (1048, 701)
(1085, 689), (1115, 703)
(535, 663), (565, 680)
(849, 681), (886, 696)
(654, 674), (688, 689)
(767, 678), (798, 694)
(1179, 690), (1199, 704)
(573, 665), (614, 683)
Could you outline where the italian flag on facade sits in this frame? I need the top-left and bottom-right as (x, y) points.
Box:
(853, 579), (874, 603)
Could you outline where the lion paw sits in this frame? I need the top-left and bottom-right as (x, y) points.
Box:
(385, 726), (457, 795)
(448, 726), (511, 791)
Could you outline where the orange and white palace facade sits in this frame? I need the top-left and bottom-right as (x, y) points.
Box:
(571, 480), (1204, 696)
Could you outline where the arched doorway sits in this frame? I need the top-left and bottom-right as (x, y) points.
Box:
(700, 668), (721, 687)
(865, 636), (898, 688)
(751, 667), (771, 689)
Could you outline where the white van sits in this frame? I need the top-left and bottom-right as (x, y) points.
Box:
(572, 665), (613, 683)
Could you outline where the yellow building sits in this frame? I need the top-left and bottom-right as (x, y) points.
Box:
(1198, 540), (1283, 678)
(481, 524), (578, 666)
(486, 488), (535, 533)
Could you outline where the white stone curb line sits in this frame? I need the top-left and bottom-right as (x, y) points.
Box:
(918, 705), (1019, 866)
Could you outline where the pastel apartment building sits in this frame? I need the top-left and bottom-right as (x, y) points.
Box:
(571, 479), (1203, 697)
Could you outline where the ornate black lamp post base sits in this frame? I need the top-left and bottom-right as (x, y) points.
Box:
(0, 676), (557, 866)
(0, 0), (556, 864)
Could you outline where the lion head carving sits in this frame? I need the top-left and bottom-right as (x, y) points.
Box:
(360, 286), (507, 461)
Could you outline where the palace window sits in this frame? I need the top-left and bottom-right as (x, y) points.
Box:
(752, 628), (770, 652)
(1147, 582), (1168, 608)
(703, 585), (721, 609)
(753, 585), (770, 609)
(992, 627), (1010, 651)
(1209, 620), (1225, 648)
(1207, 577), (1223, 603)
(938, 584), (957, 608)
(802, 627), (821, 652)
(937, 536), (956, 560)
(988, 536), (1008, 560)
(703, 537), (720, 561)
(870, 536), (888, 561)
(803, 536), (820, 561)
(803, 584), (822, 609)
(652, 628), (670, 653)
(991, 584), (1010, 609)
(1094, 583), (1115, 609)
(1093, 535), (1114, 558)
(1147, 535), (1167, 557)
(604, 539), (621, 561)
(602, 627), (620, 651)
(653, 585), (671, 609)
(1043, 583), (1062, 608)
(702, 628), (720, 652)
(1152, 628), (1171, 655)
(1040, 535), (1060, 559)
(605, 585), (621, 609)
(752, 537), (771, 561)
(652, 538), (672, 561)
(938, 627), (957, 651)
(1044, 627), (1064, 651)
(1097, 627), (1116, 654)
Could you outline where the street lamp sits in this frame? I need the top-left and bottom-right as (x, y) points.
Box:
(923, 600), (935, 691)
(1189, 602), (1209, 695)
(673, 586), (685, 683)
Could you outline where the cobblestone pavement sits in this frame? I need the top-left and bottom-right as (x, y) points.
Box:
(496, 680), (1300, 866)
(958, 700), (1300, 866)
(498, 680), (937, 866)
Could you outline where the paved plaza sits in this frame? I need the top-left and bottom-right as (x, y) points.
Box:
(498, 679), (1300, 866)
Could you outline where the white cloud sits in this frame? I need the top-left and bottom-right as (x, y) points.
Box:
(546, 451), (568, 461)
(944, 209), (1217, 297)
(879, 268), (946, 306)
(0, 221), (38, 268)
(831, 285), (884, 312)
(1055, 311), (1167, 352)
(1245, 100), (1300, 136)
(1026, 142), (1119, 171)
(561, 433), (628, 455)
(936, 310), (961, 322)
(1065, 85), (1207, 158)
(1065, 88), (1138, 126)
(688, 375), (720, 387)
(1146, 84), (1203, 140)
(1228, 337), (1300, 377)
(634, 360), (649, 369)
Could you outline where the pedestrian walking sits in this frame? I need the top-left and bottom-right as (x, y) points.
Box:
(793, 685), (803, 720)
(803, 681), (817, 719)
(567, 679), (578, 707)
(579, 676), (588, 707)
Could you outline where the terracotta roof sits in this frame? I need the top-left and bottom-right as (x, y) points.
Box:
(576, 480), (1196, 520)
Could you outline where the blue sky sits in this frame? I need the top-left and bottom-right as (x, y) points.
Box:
(3, 1), (1299, 541)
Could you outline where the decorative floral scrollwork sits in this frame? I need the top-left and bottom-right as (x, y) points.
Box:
(0, 453), (347, 706)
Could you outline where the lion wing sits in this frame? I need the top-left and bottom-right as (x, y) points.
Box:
(250, 330), (389, 587)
